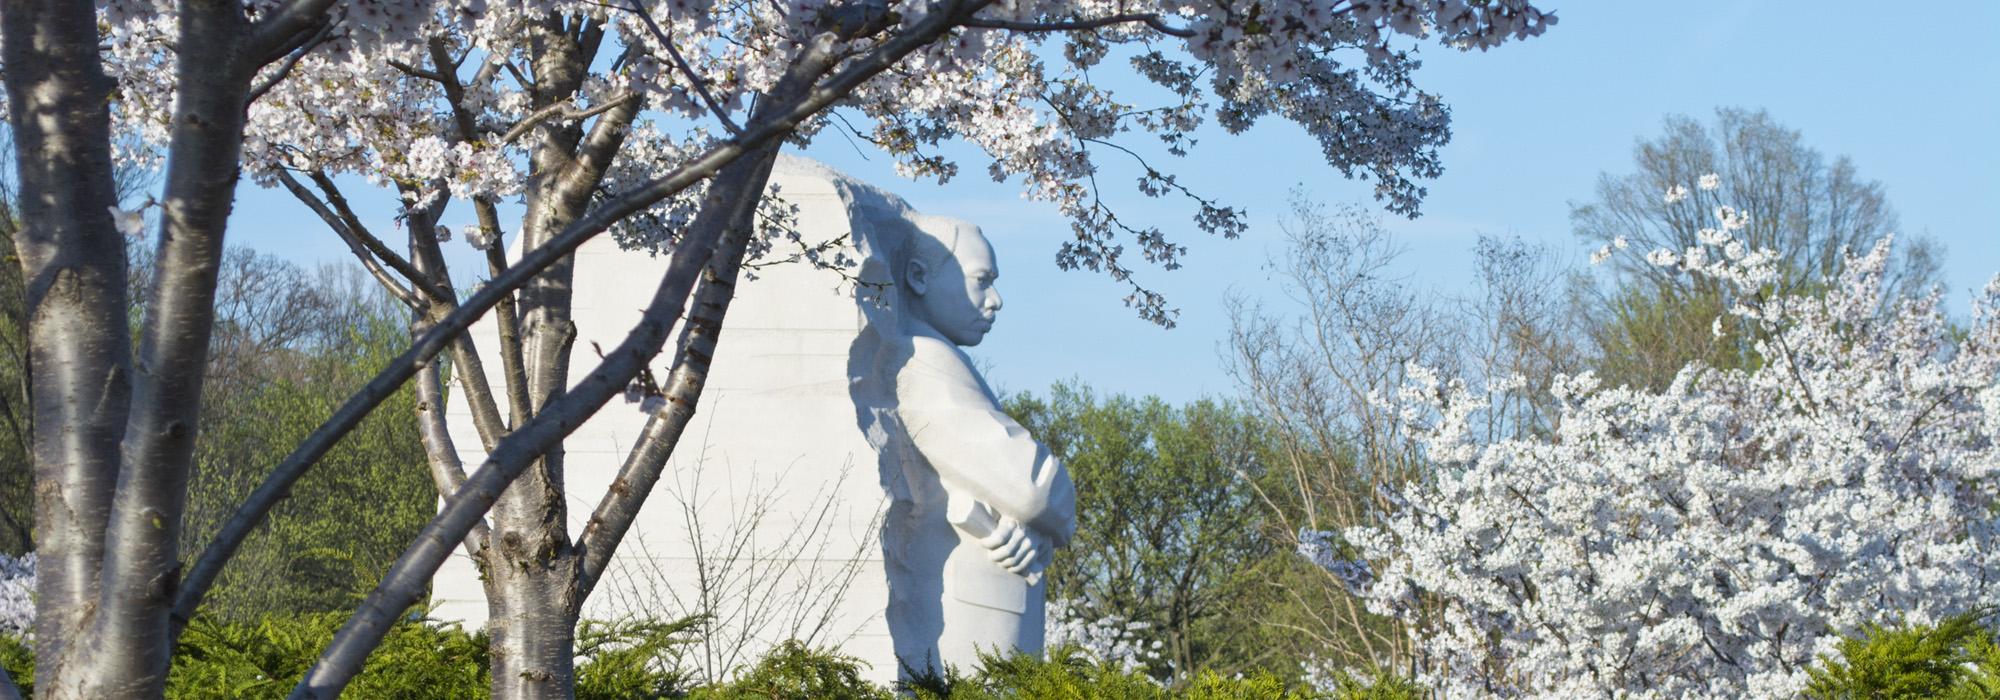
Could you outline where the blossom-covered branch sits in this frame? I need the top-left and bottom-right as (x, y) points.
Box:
(1334, 194), (2000, 698)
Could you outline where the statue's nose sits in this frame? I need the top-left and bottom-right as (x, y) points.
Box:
(986, 289), (1003, 313)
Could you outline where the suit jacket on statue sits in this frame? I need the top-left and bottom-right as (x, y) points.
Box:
(868, 334), (1076, 677)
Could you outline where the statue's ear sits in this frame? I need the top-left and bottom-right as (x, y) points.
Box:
(905, 258), (930, 297)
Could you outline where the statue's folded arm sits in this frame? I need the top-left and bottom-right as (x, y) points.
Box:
(897, 347), (1076, 542)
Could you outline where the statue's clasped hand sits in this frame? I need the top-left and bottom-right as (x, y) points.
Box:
(947, 494), (1049, 584)
(978, 516), (1048, 580)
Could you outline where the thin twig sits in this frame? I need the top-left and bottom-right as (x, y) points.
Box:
(247, 19), (337, 105)
(961, 12), (1195, 38)
(271, 169), (421, 308)
(302, 172), (455, 303)
(620, 0), (746, 135)
(497, 92), (643, 145)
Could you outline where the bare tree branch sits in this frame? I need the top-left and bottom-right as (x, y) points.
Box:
(395, 183), (515, 453)
(301, 172), (453, 303)
(271, 170), (421, 307)
(498, 92), (644, 145)
(577, 148), (768, 595)
(960, 12), (1195, 37)
(286, 170), (515, 454)
(414, 342), (492, 558)
(247, 17), (337, 105)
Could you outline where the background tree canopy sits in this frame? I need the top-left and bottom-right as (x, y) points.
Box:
(1570, 107), (1942, 390)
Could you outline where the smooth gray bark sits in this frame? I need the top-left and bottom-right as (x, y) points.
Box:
(77, 4), (257, 691)
(1, 0), (338, 694)
(575, 154), (766, 596)
(481, 18), (620, 697)
(0, 0), (134, 683)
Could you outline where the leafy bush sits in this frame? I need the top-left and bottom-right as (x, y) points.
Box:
(169, 612), (488, 699)
(0, 616), (1415, 698)
(689, 640), (890, 700)
(576, 615), (699, 700)
(1804, 610), (2000, 700)
(901, 645), (1415, 700)
(0, 611), (706, 699)
(935, 646), (1174, 699)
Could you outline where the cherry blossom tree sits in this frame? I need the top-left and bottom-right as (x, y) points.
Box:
(3, 0), (1554, 697)
(1328, 197), (2000, 698)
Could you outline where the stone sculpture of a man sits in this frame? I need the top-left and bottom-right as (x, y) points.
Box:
(844, 182), (1076, 679)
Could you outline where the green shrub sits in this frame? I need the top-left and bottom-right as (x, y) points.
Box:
(0, 633), (29, 696)
(904, 645), (1414, 700)
(169, 612), (488, 699)
(689, 640), (890, 700)
(575, 615), (699, 699)
(941, 645), (1171, 699)
(1804, 609), (2000, 700)
(0, 616), (1424, 698)
(0, 611), (706, 699)
(1309, 669), (1424, 700)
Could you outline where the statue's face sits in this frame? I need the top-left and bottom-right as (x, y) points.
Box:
(912, 228), (1002, 347)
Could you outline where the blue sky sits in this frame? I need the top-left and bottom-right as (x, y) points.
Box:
(230, 1), (2000, 405)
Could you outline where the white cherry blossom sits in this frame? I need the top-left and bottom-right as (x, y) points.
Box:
(1331, 217), (2000, 698)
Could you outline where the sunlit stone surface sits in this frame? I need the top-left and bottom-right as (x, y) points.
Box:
(435, 156), (1072, 682)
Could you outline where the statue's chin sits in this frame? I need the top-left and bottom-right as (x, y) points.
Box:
(948, 329), (987, 347)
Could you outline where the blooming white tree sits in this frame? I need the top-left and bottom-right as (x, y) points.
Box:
(6, 0), (1553, 697)
(1046, 598), (1165, 675)
(1333, 201), (2000, 698)
(0, 554), (31, 641)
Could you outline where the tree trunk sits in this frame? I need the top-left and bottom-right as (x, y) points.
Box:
(0, 0), (133, 682)
(74, 3), (255, 693)
(475, 18), (623, 697)
(484, 554), (583, 699)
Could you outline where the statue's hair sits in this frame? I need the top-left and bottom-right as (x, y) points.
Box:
(839, 182), (975, 302)
(898, 213), (970, 283)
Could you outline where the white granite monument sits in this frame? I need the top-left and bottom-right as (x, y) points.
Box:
(435, 156), (1074, 682)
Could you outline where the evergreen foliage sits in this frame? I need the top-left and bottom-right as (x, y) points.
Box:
(1805, 610), (2000, 700)
(0, 621), (1418, 698)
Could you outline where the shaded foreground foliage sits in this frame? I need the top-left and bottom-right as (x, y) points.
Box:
(0, 615), (1419, 699)
(0, 605), (1969, 698)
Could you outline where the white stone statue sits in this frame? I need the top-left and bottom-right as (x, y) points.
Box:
(436, 156), (1068, 683)
(843, 181), (1077, 678)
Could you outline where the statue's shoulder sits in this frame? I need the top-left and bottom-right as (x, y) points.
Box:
(897, 336), (985, 402)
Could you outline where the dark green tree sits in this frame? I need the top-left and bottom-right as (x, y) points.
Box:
(1006, 384), (1289, 683)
